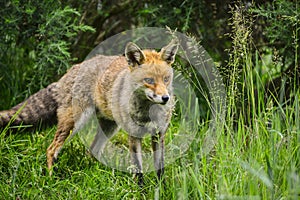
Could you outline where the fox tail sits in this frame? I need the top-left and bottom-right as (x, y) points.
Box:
(0, 82), (59, 130)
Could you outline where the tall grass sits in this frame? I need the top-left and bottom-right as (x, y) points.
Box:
(1, 5), (299, 200)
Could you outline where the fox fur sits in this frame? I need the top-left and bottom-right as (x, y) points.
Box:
(0, 40), (179, 185)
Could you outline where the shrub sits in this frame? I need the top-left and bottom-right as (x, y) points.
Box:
(0, 0), (93, 108)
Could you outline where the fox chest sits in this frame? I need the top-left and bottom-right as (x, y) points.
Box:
(126, 98), (172, 136)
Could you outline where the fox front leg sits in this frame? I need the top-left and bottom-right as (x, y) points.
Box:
(152, 132), (165, 181)
(128, 135), (143, 186)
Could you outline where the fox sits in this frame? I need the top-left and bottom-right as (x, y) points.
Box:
(0, 39), (179, 185)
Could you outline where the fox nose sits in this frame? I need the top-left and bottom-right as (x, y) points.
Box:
(162, 95), (170, 103)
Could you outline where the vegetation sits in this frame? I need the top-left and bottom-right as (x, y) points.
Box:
(0, 0), (299, 199)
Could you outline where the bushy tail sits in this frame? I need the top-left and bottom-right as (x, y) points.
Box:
(0, 82), (59, 129)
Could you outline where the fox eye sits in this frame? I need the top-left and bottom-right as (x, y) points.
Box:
(164, 76), (170, 83)
(144, 78), (155, 85)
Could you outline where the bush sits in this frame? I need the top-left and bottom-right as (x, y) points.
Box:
(251, 0), (299, 71)
(0, 0), (93, 109)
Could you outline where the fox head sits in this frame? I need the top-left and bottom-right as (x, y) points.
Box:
(125, 40), (179, 104)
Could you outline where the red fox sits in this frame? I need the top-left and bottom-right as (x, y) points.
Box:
(0, 39), (179, 185)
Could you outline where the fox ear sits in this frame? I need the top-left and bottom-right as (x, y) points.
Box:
(160, 39), (179, 64)
(125, 42), (145, 67)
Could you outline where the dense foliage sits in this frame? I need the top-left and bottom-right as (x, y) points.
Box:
(0, 0), (93, 108)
